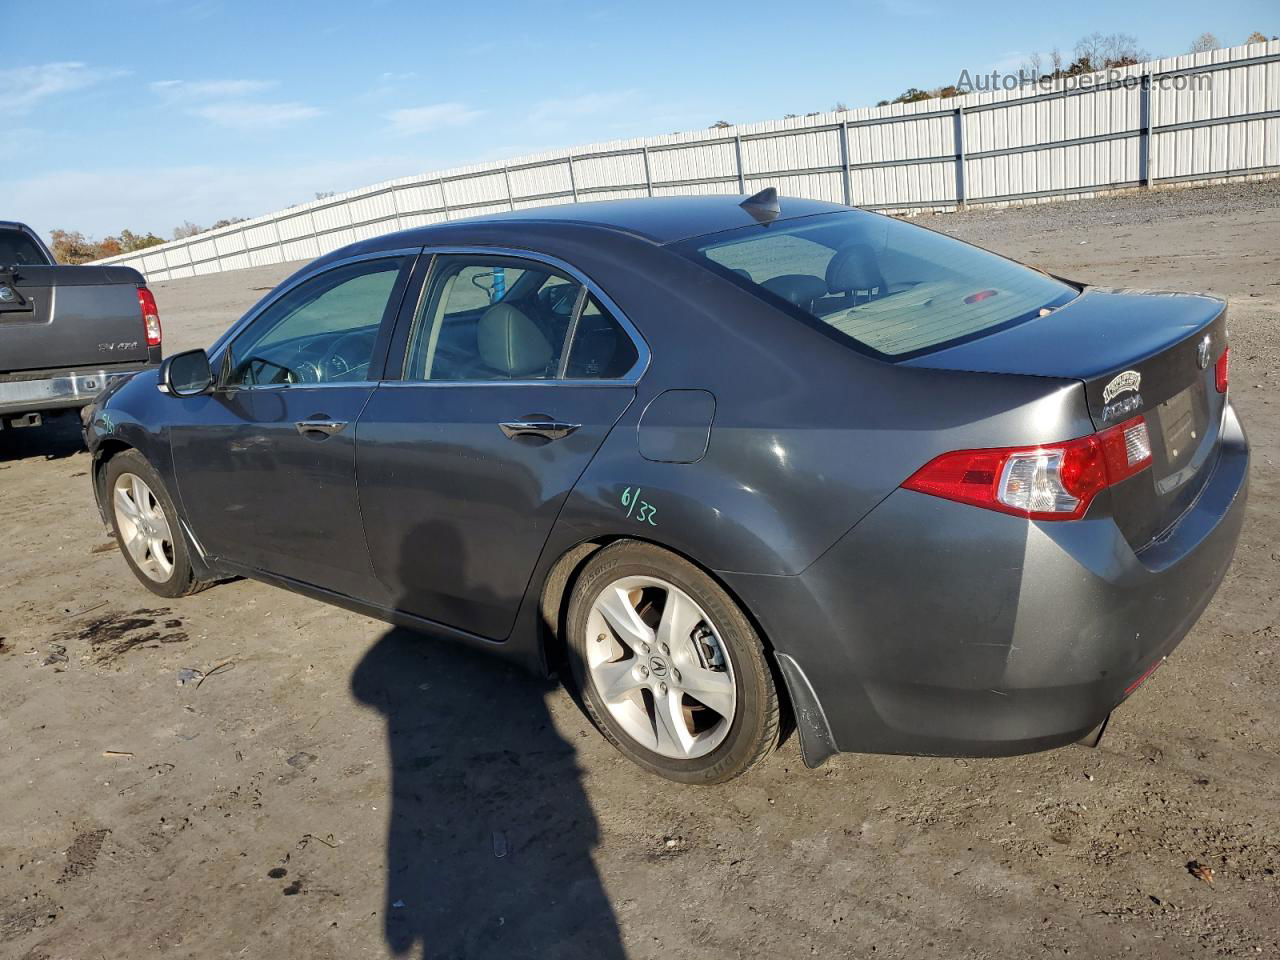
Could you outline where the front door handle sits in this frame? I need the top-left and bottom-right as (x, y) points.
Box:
(295, 418), (348, 438)
(499, 418), (581, 441)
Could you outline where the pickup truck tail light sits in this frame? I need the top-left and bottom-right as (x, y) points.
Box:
(901, 416), (1152, 521)
(1215, 347), (1229, 394)
(138, 287), (162, 347)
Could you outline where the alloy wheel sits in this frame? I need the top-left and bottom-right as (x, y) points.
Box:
(585, 575), (737, 760)
(112, 472), (176, 583)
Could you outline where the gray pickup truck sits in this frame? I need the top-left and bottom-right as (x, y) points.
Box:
(0, 220), (162, 431)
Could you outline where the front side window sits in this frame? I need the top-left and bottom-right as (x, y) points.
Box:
(225, 257), (409, 387)
(675, 211), (1077, 359)
(404, 255), (639, 382)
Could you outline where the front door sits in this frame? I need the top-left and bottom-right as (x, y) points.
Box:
(171, 253), (417, 601)
(356, 252), (644, 639)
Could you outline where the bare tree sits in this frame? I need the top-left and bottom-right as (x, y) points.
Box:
(314, 191), (337, 200)
(1050, 48), (1064, 75)
(1021, 51), (1043, 81)
(1074, 32), (1147, 71)
(1245, 31), (1269, 45)
(172, 221), (203, 240)
(709, 120), (732, 129)
(831, 101), (849, 113)
(1189, 32), (1220, 54)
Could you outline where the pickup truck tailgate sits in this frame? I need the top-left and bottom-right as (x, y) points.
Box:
(1, 265), (151, 371)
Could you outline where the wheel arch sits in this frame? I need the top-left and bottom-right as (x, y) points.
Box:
(91, 438), (136, 528)
(536, 533), (798, 749)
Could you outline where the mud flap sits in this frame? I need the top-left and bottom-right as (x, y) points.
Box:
(775, 652), (839, 768)
(1075, 712), (1110, 748)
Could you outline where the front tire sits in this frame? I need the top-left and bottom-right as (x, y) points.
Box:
(104, 449), (207, 598)
(566, 541), (780, 784)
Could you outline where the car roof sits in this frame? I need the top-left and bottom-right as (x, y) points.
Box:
(398, 194), (849, 246)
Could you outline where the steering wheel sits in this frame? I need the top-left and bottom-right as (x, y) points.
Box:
(321, 331), (375, 381)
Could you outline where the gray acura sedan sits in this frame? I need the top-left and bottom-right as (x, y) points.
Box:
(84, 191), (1248, 783)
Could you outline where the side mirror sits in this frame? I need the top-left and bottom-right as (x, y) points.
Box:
(159, 348), (213, 397)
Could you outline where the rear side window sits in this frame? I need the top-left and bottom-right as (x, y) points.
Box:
(565, 296), (639, 379)
(0, 229), (50, 265)
(676, 211), (1076, 359)
(403, 255), (642, 382)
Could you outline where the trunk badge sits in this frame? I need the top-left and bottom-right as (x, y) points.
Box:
(0, 285), (14, 303)
(1197, 334), (1211, 370)
(1102, 370), (1141, 405)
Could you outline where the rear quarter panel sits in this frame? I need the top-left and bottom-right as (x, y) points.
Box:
(544, 243), (1096, 579)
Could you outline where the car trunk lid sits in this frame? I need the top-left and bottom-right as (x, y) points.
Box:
(903, 288), (1228, 549)
(0, 265), (152, 371)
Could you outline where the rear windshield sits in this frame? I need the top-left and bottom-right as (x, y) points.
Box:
(0, 229), (51, 266)
(674, 210), (1076, 359)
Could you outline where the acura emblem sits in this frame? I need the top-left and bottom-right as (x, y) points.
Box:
(1197, 334), (1211, 370)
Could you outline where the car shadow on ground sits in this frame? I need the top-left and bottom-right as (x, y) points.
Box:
(0, 411), (85, 462)
(350, 523), (624, 959)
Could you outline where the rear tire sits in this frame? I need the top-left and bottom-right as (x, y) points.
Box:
(104, 449), (208, 598)
(566, 541), (780, 784)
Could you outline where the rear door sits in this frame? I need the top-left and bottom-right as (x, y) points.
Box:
(2, 266), (151, 371)
(170, 252), (417, 601)
(356, 250), (645, 639)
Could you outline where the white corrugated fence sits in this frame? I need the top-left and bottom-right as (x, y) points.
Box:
(98, 40), (1280, 281)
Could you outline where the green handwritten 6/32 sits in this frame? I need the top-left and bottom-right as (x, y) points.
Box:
(620, 487), (658, 526)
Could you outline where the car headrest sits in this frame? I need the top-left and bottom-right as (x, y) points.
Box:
(761, 274), (828, 310)
(825, 244), (885, 294)
(477, 303), (553, 377)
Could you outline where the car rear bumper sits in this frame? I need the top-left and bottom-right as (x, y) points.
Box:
(0, 364), (155, 418)
(724, 403), (1250, 764)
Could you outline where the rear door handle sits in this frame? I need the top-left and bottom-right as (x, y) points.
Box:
(499, 419), (581, 441)
(295, 418), (348, 438)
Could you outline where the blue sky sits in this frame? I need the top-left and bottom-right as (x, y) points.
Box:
(4, 0), (1273, 240)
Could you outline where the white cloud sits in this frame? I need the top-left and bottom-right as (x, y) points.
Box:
(4, 157), (418, 240)
(192, 101), (322, 129)
(385, 103), (483, 136)
(0, 62), (122, 114)
(150, 78), (275, 100)
(528, 91), (636, 126)
(149, 77), (318, 129)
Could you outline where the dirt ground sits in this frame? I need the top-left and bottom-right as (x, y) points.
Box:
(2, 181), (1278, 959)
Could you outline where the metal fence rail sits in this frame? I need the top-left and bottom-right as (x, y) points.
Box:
(99, 40), (1280, 282)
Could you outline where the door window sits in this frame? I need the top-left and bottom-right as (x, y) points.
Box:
(225, 256), (411, 388)
(565, 295), (640, 379)
(404, 255), (641, 382)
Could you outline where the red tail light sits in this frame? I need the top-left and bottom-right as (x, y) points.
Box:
(138, 286), (162, 347)
(1215, 347), (1229, 394)
(902, 416), (1153, 521)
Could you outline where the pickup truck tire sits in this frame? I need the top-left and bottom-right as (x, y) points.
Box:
(104, 449), (208, 598)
